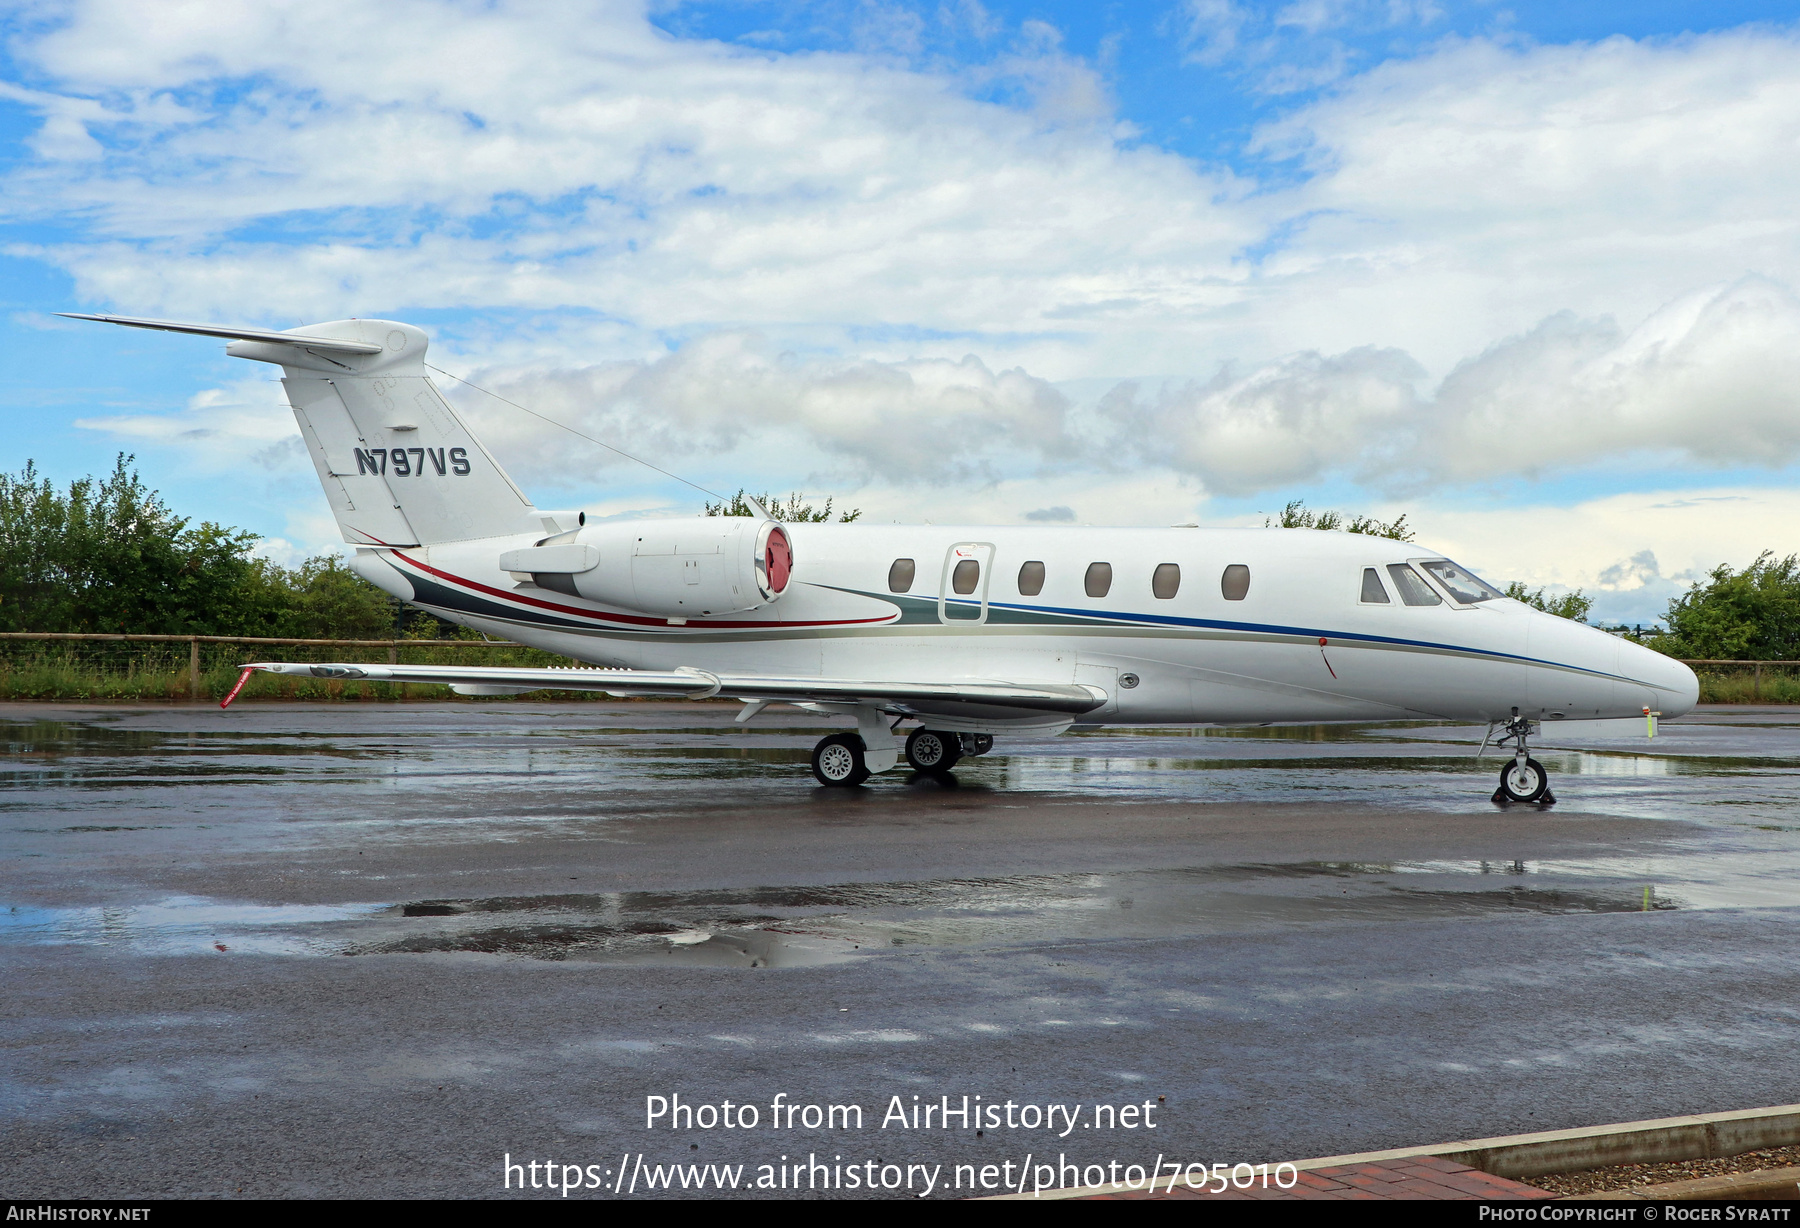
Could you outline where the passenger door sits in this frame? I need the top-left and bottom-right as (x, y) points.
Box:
(938, 542), (995, 624)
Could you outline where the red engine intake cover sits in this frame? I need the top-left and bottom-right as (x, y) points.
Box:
(764, 525), (793, 593)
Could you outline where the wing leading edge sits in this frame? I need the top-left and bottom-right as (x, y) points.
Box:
(230, 661), (1107, 717)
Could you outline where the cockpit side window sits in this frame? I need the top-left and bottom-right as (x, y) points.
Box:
(1387, 564), (1442, 607)
(1419, 559), (1503, 605)
(1360, 568), (1390, 604)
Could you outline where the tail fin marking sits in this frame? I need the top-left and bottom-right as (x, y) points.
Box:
(284, 377), (418, 547)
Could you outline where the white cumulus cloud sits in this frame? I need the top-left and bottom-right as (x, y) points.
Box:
(445, 331), (1082, 494)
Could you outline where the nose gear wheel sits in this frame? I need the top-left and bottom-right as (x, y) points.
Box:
(1497, 756), (1549, 803)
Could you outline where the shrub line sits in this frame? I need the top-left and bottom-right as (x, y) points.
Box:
(0, 632), (516, 647)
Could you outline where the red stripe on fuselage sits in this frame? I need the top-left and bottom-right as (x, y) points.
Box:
(389, 551), (895, 632)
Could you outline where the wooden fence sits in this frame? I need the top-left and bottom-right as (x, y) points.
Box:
(0, 632), (526, 701)
(1674, 659), (1799, 701)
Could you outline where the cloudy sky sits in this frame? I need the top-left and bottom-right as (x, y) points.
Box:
(4, 0), (1798, 625)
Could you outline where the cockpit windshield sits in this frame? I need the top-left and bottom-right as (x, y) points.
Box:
(1418, 559), (1503, 605)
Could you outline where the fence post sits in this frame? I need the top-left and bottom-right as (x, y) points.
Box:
(189, 636), (201, 701)
(1754, 663), (1763, 701)
(389, 644), (398, 665)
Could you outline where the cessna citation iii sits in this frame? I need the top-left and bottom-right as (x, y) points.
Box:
(69, 313), (1699, 801)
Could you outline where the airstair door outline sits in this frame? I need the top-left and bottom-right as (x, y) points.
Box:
(938, 542), (996, 625)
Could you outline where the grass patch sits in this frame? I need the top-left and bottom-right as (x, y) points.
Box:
(6, 643), (1799, 705)
(0, 642), (631, 703)
(1693, 667), (1800, 704)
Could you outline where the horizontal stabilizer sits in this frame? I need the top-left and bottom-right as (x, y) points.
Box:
(59, 313), (384, 355)
(235, 662), (1107, 714)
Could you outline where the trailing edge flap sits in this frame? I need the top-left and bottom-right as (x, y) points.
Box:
(238, 662), (1109, 714)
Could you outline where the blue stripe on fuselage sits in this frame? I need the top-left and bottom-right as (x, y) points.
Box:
(400, 564), (1635, 688)
(975, 596), (1630, 682)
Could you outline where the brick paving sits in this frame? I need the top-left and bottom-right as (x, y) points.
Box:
(1078, 1155), (1560, 1200)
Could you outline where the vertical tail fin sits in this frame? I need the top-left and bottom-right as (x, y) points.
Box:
(245, 320), (537, 546)
(64, 313), (540, 546)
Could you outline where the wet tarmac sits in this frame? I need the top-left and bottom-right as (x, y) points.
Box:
(4, 702), (1798, 1198)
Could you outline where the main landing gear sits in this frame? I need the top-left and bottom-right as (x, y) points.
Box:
(903, 728), (992, 773)
(810, 726), (995, 787)
(811, 733), (871, 787)
(1489, 710), (1555, 806)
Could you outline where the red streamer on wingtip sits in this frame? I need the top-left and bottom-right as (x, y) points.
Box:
(220, 667), (255, 709)
(1318, 637), (1338, 680)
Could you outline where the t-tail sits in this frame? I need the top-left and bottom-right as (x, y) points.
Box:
(63, 313), (545, 548)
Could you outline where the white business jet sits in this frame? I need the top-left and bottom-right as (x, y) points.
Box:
(68, 313), (1699, 800)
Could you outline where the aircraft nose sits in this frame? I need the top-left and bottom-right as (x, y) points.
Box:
(1624, 639), (1699, 717)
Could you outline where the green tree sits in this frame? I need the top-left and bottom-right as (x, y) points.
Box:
(1652, 552), (1800, 660)
(1504, 582), (1593, 623)
(703, 489), (862, 523)
(0, 456), (284, 635)
(275, 555), (403, 640)
(1265, 499), (1414, 542)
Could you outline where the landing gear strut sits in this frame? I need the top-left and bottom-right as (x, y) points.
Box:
(815, 722), (996, 786)
(1490, 710), (1554, 805)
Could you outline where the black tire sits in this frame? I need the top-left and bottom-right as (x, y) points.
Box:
(905, 728), (962, 772)
(1497, 757), (1549, 803)
(812, 734), (869, 787)
(961, 733), (994, 757)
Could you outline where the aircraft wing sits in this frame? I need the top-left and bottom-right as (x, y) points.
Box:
(230, 661), (1107, 715)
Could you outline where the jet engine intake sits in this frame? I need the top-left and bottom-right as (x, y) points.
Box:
(499, 519), (792, 617)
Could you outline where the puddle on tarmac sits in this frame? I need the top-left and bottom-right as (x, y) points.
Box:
(5, 710), (1799, 964)
(0, 859), (1716, 967)
(8, 712), (1800, 832)
(0, 896), (390, 956)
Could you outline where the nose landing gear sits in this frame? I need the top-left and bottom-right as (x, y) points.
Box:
(1489, 711), (1555, 805)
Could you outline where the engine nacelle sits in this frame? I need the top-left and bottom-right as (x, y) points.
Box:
(499, 519), (793, 618)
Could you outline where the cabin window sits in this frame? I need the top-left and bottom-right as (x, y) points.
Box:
(1221, 564), (1250, 601)
(888, 558), (915, 593)
(1018, 560), (1045, 596)
(951, 558), (981, 595)
(1387, 564), (1442, 607)
(1360, 568), (1390, 603)
(1152, 563), (1180, 599)
(1419, 559), (1503, 605)
(1085, 562), (1112, 598)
